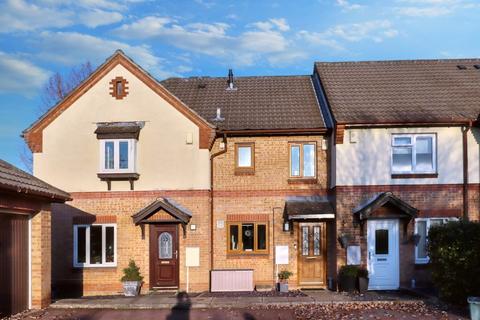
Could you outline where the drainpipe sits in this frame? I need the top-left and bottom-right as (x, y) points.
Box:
(462, 122), (472, 221)
(210, 133), (228, 271)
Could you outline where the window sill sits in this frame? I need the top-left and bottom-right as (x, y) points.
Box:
(287, 178), (317, 184)
(391, 173), (438, 179)
(74, 264), (117, 268)
(234, 168), (255, 176)
(227, 253), (269, 258)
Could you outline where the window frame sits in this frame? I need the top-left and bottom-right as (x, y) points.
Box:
(227, 222), (268, 255)
(99, 139), (137, 174)
(234, 142), (255, 174)
(414, 217), (457, 264)
(73, 224), (117, 268)
(288, 142), (317, 179)
(391, 133), (436, 175)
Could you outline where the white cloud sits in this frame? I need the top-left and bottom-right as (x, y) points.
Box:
(336, 0), (363, 10)
(117, 16), (292, 66)
(396, 6), (452, 16)
(395, 0), (480, 16)
(299, 20), (399, 50)
(0, 51), (50, 95)
(35, 32), (175, 79)
(79, 9), (123, 28)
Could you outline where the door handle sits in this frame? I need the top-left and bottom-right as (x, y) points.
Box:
(175, 250), (178, 259)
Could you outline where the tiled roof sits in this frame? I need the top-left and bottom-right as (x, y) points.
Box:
(315, 59), (480, 124)
(0, 159), (71, 201)
(161, 76), (326, 131)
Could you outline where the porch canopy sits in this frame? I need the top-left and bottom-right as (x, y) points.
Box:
(284, 196), (335, 221)
(131, 198), (192, 236)
(352, 192), (418, 222)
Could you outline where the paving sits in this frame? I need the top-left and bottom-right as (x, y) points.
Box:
(50, 289), (424, 310)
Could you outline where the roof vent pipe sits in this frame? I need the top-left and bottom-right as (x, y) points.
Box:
(226, 69), (236, 90)
(213, 107), (225, 122)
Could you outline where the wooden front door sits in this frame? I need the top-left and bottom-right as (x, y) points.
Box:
(298, 222), (326, 287)
(150, 224), (179, 288)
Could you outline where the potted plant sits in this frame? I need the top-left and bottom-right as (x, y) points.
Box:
(277, 270), (293, 293)
(338, 265), (358, 293)
(357, 267), (369, 293)
(121, 260), (144, 297)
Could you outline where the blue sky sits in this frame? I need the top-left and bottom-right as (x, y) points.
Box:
(1, 0), (480, 170)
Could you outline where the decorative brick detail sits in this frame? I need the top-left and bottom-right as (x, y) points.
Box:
(227, 214), (269, 222)
(109, 76), (129, 99)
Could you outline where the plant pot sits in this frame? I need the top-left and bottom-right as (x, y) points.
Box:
(278, 282), (289, 293)
(339, 275), (356, 292)
(122, 281), (142, 297)
(468, 297), (480, 320)
(358, 277), (369, 293)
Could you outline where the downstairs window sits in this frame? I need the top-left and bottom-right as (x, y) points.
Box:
(415, 217), (457, 264)
(227, 222), (268, 254)
(73, 224), (117, 267)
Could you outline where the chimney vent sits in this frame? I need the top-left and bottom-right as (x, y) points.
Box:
(226, 69), (237, 91)
(474, 65), (480, 70)
(213, 107), (225, 122)
(457, 65), (467, 70)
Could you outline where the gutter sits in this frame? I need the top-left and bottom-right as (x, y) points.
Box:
(462, 122), (472, 221)
(222, 128), (328, 136)
(209, 133), (228, 271)
(343, 121), (471, 128)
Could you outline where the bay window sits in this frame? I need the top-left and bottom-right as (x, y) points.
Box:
(74, 224), (117, 267)
(99, 139), (136, 173)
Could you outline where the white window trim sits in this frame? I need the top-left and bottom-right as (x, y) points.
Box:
(73, 224), (117, 268)
(99, 139), (137, 173)
(414, 217), (458, 264)
(391, 133), (437, 174)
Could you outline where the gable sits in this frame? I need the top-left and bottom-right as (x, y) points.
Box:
(23, 50), (214, 152)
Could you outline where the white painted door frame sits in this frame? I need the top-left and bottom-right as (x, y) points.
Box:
(367, 219), (400, 290)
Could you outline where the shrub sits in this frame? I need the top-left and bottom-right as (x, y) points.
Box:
(428, 220), (480, 304)
(357, 267), (368, 278)
(339, 265), (359, 278)
(278, 270), (293, 281)
(121, 260), (144, 282)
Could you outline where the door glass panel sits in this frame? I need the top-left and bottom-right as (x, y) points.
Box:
(77, 226), (86, 263)
(159, 232), (173, 259)
(416, 221), (427, 259)
(105, 226), (115, 263)
(375, 229), (389, 255)
(313, 226), (320, 255)
(229, 225), (239, 250)
(302, 226), (309, 256)
(90, 226), (102, 264)
(257, 224), (266, 250)
(242, 224), (254, 251)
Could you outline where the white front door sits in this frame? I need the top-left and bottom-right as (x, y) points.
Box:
(367, 219), (399, 290)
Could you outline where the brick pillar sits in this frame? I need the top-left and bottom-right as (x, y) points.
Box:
(31, 205), (51, 309)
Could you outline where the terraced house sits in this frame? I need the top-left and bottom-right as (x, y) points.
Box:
(21, 51), (480, 300)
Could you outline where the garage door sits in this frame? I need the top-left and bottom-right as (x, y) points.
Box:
(0, 214), (29, 317)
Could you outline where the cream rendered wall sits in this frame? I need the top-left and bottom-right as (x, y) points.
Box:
(333, 126), (477, 186)
(34, 64), (210, 192)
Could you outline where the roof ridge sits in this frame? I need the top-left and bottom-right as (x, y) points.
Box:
(315, 58), (480, 65)
(162, 74), (312, 82)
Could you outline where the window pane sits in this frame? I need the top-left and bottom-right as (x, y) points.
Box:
(257, 224), (266, 250)
(290, 146), (300, 176)
(430, 219), (443, 227)
(375, 229), (389, 255)
(105, 142), (114, 169)
(230, 225), (239, 250)
(313, 226), (320, 256)
(159, 232), (173, 259)
(119, 141), (129, 169)
(416, 221), (427, 259)
(238, 146), (252, 167)
(302, 226), (309, 256)
(105, 227), (115, 263)
(416, 137), (433, 172)
(242, 224), (254, 251)
(393, 137), (411, 145)
(90, 226), (103, 264)
(77, 227), (86, 264)
(303, 144), (315, 177)
(116, 81), (123, 96)
(392, 146), (412, 172)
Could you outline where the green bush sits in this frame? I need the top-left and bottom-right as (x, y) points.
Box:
(278, 270), (293, 281)
(339, 265), (359, 277)
(121, 260), (144, 282)
(428, 220), (480, 304)
(357, 267), (368, 278)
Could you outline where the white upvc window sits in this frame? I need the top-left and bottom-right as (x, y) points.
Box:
(99, 139), (137, 173)
(415, 217), (457, 264)
(391, 134), (436, 174)
(73, 224), (117, 268)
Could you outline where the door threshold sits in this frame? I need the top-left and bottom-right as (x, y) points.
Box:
(151, 287), (178, 291)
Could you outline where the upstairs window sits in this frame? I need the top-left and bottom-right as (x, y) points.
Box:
(415, 218), (457, 264)
(391, 134), (436, 174)
(289, 142), (316, 178)
(99, 139), (136, 173)
(235, 143), (254, 174)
